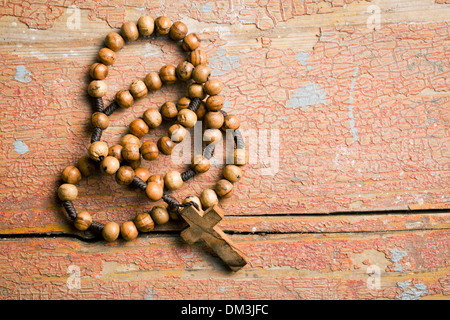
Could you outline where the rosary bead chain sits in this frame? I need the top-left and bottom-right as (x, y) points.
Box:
(59, 16), (246, 242)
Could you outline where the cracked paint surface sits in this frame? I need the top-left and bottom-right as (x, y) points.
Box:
(0, 0), (449, 301)
(0, 0), (373, 30)
(0, 22), (448, 232)
(0, 230), (448, 299)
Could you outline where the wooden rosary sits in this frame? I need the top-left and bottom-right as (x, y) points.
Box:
(57, 16), (249, 271)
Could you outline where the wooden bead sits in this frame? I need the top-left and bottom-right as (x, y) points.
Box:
(159, 64), (177, 84)
(88, 141), (109, 161)
(150, 206), (170, 225)
(168, 206), (180, 221)
(204, 111), (224, 129)
(189, 49), (208, 66)
(61, 166), (82, 184)
(192, 65), (211, 83)
(142, 108), (162, 128)
(121, 134), (140, 146)
(97, 47), (116, 66)
(206, 95), (225, 111)
(77, 156), (97, 177)
(170, 21), (188, 41)
(200, 189), (219, 208)
(115, 90), (134, 109)
(215, 179), (234, 198)
(137, 16), (154, 36)
(121, 21), (139, 41)
(145, 181), (164, 201)
(134, 213), (154, 232)
(203, 128), (222, 145)
(223, 115), (240, 130)
(223, 165), (242, 182)
(102, 222), (120, 242)
(196, 101), (207, 120)
(88, 80), (108, 98)
(74, 211), (92, 231)
(155, 16), (172, 35)
(168, 124), (187, 143)
(89, 63), (108, 80)
(148, 174), (164, 189)
(140, 141), (158, 161)
(191, 154), (210, 173)
(121, 221), (139, 241)
(91, 112), (109, 130)
(115, 166), (135, 185)
(160, 102), (178, 120)
(129, 80), (148, 100)
(122, 143), (141, 162)
(100, 156), (120, 175)
(58, 183), (78, 201)
(204, 79), (224, 95)
(157, 136), (176, 155)
(135, 167), (150, 182)
(105, 32), (124, 52)
(183, 196), (202, 211)
(129, 118), (149, 138)
(108, 145), (123, 162)
(127, 158), (141, 170)
(188, 83), (206, 100)
(233, 148), (247, 166)
(177, 97), (191, 110)
(164, 171), (183, 190)
(144, 72), (162, 91)
(176, 61), (194, 81)
(177, 109), (197, 128)
(182, 33), (200, 51)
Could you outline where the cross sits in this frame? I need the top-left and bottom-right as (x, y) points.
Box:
(180, 204), (249, 271)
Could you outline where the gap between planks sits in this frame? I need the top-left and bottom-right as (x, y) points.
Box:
(0, 208), (448, 242)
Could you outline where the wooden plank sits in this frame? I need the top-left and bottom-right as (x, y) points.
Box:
(0, 18), (449, 232)
(1, 202), (449, 235)
(0, 229), (448, 299)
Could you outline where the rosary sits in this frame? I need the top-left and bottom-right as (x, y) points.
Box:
(57, 16), (249, 271)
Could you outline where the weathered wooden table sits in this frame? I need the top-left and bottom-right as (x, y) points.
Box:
(0, 0), (449, 300)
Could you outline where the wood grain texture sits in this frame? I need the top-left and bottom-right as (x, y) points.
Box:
(0, 228), (448, 299)
(0, 0), (449, 299)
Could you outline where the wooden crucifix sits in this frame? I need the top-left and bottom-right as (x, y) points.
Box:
(180, 204), (249, 271)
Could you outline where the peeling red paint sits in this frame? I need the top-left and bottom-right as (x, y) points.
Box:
(0, 0), (449, 300)
(0, 230), (448, 299)
(0, 0), (374, 30)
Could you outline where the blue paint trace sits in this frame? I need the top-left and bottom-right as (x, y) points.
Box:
(295, 51), (309, 66)
(145, 287), (158, 300)
(201, 3), (213, 13)
(209, 49), (241, 76)
(348, 66), (359, 142)
(14, 65), (32, 83)
(390, 248), (408, 272)
(397, 281), (428, 300)
(13, 139), (29, 155)
(286, 82), (327, 109)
